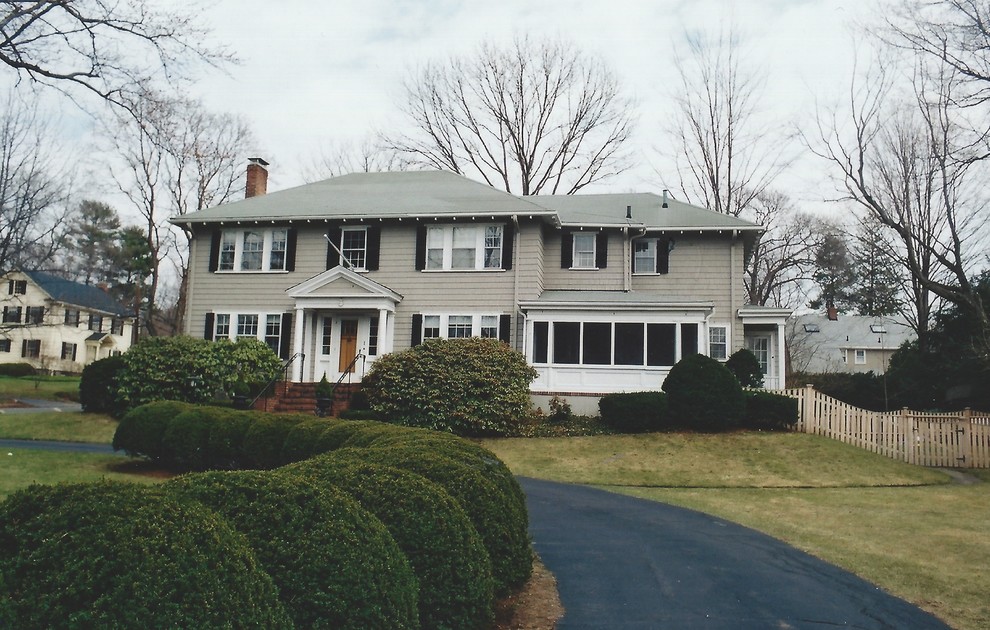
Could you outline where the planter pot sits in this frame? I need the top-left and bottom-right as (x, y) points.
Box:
(315, 397), (333, 417)
(233, 394), (252, 410)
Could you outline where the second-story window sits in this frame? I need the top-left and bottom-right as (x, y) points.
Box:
(340, 227), (367, 269)
(424, 224), (504, 271)
(26, 306), (44, 324)
(633, 237), (672, 274)
(64, 308), (80, 325)
(89, 314), (103, 332)
(214, 228), (292, 272)
(572, 233), (597, 269)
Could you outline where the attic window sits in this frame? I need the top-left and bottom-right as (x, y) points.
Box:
(803, 324), (820, 333)
(870, 324), (887, 334)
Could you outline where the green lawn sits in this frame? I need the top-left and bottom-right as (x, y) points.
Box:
(0, 412), (117, 443)
(482, 432), (988, 630)
(0, 450), (159, 500)
(0, 375), (80, 403)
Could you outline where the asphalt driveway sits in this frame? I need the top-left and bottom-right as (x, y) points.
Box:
(520, 477), (949, 629)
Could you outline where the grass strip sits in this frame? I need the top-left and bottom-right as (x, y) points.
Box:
(0, 412), (117, 443)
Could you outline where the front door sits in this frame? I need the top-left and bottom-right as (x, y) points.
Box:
(747, 335), (771, 383)
(339, 319), (358, 373)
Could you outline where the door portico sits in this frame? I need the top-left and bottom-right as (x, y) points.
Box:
(286, 267), (402, 383)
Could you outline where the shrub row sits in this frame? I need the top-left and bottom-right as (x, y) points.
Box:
(0, 362), (36, 377)
(742, 390), (799, 430)
(95, 403), (532, 627)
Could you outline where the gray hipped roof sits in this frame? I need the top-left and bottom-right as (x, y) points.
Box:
(174, 170), (762, 233)
(24, 271), (131, 317)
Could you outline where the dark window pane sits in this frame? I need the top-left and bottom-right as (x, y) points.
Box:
(615, 323), (644, 365)
(532, 321), (549, 363)
(553, 322), (581, 364)
(681, 323), (699, 357)
(583, 322), (612, 365)
(647, 323), (676, 366)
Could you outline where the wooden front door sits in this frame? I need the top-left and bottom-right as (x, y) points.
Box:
(338, 319), (358, 372)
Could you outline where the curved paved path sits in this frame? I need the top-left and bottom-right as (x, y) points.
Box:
(520, 477), (949, 629)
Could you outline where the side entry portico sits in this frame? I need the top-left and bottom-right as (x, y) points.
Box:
(286, 267), (402, 384)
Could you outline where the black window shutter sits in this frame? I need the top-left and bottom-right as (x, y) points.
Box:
(560, 232), (573, 268)
(596, 232), (608, 269)
(411, 314), (423, 346)
(208, 230), (221, 272)
(72, 344), (77, 361)
(499, 314), (511, 343)
(326, 226), (342, 270)
(415, 225), (427, 270)
(204, 312), (214, 340)
(21, 340), (26, 357)
(280, 312), (292, 359)
(7, 280), (12, 294)
(366, 225), (381, 271)
(286, 228), (297, 271)
(658, 239), (671, 274)
(501, 222), (514, 270)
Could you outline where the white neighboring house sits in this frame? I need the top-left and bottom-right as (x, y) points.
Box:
(787, 311), (915, 375)
(0, 270), (135, 374)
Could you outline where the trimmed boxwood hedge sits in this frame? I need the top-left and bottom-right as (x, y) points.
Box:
(0, 481), (291, 629)
(241, 414), (305, 469)
(598, 391), (669, 433)
(286, 456), (494, 630)
(280, 418), (341, 463)
(332, 444), (531, 596)
(166, 470), (418, 629)
(742, 390), (799, 431)
(113, 400), (193, 461)
(662, 354), (745, 432)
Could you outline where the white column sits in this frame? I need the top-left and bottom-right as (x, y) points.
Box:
(775, 321), (787, 390)
(292, 306), (305, 382)
(378, 309), (390, 355)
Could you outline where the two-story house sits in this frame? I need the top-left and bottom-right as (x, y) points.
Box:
(0, 270), (135, 373)
(176, 163), (789, 411)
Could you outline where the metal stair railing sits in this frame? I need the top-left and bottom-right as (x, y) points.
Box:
(251, 352), (304, 411)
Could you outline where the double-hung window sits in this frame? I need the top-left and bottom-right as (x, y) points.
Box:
(709, 326), (728, 361)
(236, 314), (259, 338)
(64, 309), (80, 325)
(216, 228), (290, 272)
(0, 339), (9, 352)
(212, 312), (284, 356)
(340, 228), (368, 270)
(26, 306), (44, 324)
(7, 280), (26, 295)
(269, 229), (288, 270)
(61, 342), (77, 361)
(572, 233), (597, 269)
(215, 314), (231, 338)
(855, 349), (867, 365)
(420, 314), (502, 341)
(241, 231), (264, 270)
(424, 224), (503, 271)
(22, 339), (40, 358)
(633, 237), (672, 274)
(264, 315), (282, 353)
(2, 306), (21, 324)
(447, 315), (473, 338)
(111, 318), (124, 335)
(89, 314), (103, 332)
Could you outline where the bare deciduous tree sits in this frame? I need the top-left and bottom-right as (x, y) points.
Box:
(0, 0), (233, 114)
(386, 35), (634, 195)
(107, 90), (253, 335)
(742, 191), (821, 308)
(304, 136), (408, 182)
(0, 92), (72, 277)
(664, 26), (790, 217)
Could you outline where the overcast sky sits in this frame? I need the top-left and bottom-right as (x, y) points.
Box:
(175, 0), (880, 204)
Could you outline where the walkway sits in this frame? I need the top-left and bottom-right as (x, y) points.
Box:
(520, 477), (949, 629)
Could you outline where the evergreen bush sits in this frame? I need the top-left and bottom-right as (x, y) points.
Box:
(286, 456), (494, 630)
(662, 353), (745, 432)
(725, 348), (764, 388)
(280, 418), (341, 464)
(0, 362), (35, 377)
(79, 355), (126, 416)
(112, 400), (193, 461)
(363, 337), (537, 436)
(166, 470), (418, 630)
(240, 414), (305, 469)
(598, 391), (668, 433)
(742, 390), (799, 431)
(0, 481), (291, 629)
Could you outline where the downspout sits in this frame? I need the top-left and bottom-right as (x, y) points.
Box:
(730, 230), (738, 352)
(512, 215), (522, 352)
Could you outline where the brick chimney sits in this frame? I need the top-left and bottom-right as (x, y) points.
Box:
(826, 304), (838, 321)
(245, 157), (269, 198)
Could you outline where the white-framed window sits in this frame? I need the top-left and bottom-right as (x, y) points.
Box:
(64, 308), (80, 325)
(0, 339), (10, 352)
(422, 314), (502, 340)
(237, 314), (259, 337)
(61, 342), (77, 361)
(22, 339), (40, 358)
(855, 349), (867, 364)
(633, 239), (656, 273)
(842, 349), (849, 364)
(26, 306), (45, 324)
(425, 224), (503, 271)
(217, 228), (289, 272)
(321, 317), (333, 355)
(88, 314), (103, 332)
(7, 280), (26, 295)
(215, 314), (230, 338)
(572, 233), (597, 269)
(2, 306), (21, 324)
(111, 318), (124, 335)
(264, 314), (282, 353)
(531, 320), (700, 367)
(340, 227), (368, 270)
(709, 326), (728, 361)
(214, 312), (285, 356)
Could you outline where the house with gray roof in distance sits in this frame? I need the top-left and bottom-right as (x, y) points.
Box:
(0, 270), (135, 373)
(787, 310), (915, 376)
(175, 161), (791, 412)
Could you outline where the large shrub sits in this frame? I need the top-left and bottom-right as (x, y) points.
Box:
(742, 390), (799, 431)
(333, 444), (531, 595)
(114, 336), (282, 413)
(725, 348), (764, 388)
(363, 337), (537, 436)
(280, 418), (342, 463)
(79, 355), (126, 416)
(166, 470), (418, 630)
(0, 482), (291, 629)
(0, 363), (35, 377)
(240, 413), (305, 469)
(113, 400), (193, 461)
(598, 391), (668, 433)
(662, 353), (745, 432)
(287, 456), (494, 630)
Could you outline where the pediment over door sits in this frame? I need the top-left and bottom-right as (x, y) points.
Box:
(286, 267), (402, 310)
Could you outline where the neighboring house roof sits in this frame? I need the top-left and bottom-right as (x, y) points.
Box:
(22, 271), (131, 317)
(173, 170), (762, 233)
(788, 313), (916, 373)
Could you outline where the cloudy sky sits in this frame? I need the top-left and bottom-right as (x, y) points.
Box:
(175, 0), (880, 203)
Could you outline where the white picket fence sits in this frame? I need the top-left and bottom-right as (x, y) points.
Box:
(779, 385), (990, 469)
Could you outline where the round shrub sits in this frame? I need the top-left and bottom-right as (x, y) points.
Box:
(662, 353), (745, 432)
(598, 391), (669, 433)
(166, 470), (418, 630)
(0, 362), (35, 377)
(743, 390), (799, 431)
(363, 337), (538, 436)
(160, 408), (213, 471)
(339, 422), (412, 448)
(241, 413), (305, 469)
(726, 349), (764, 388)
(333, 444), (531, 595)
(79, 355), (126, 416)
(286, 455), (494, 630)
(280, 418), (342, 464)
(206, 408), (254, 470)
(0, 481), (291, 629)
(113, 400), (193, 461)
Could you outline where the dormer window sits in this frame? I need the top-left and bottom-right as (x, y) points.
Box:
(803, 323), (820, 333)
(870, 324), (886, 334)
